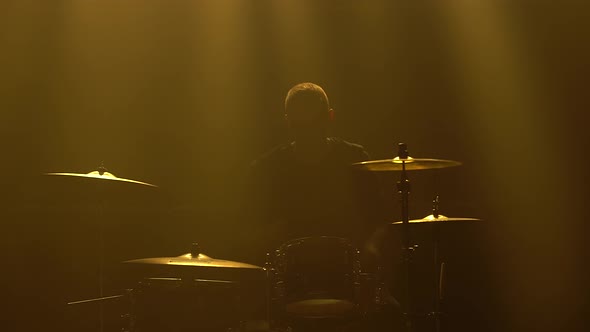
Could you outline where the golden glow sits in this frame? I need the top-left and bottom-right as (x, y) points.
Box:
(268, 1), (327, 81)
(440, 1), (580, 328)
(4, 3), (582, 330)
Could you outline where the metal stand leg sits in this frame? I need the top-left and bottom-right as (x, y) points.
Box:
(396, 143), (413, 332)
(431, 196), (446, 332)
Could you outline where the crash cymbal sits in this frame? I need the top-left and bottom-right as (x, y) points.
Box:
(391, 214), (481, 225)
(124, 253), (262, 270)
(46, 170), (157, 187)
(352, 157), (461, 171)
(143, 277), (237, 284)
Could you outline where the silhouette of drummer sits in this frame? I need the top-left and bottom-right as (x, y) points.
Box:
(248, 82), (402, 331)
(249, 82), (386, 267)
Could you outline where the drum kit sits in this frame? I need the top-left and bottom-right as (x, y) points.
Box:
(47, 143), (481, 332)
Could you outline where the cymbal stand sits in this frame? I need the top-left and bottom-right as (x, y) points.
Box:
(431, 196), (445, 332)
(96, 165), (108, 332)
(89, 164), (109, 332)
(396, 143), (414, 332)
(264, 252), (274, 329)
(69, 175), (108, 332)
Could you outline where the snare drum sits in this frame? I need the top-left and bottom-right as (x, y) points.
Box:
(271, 237), (361, 319)
(128, 277), (242, 332)
(127, 276), (267, 332)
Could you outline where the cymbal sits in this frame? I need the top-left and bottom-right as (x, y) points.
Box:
(391, 214), (481, 225)
(143, 277), (237, 285)
(46, 170), (157, 187)
(352, 157), (461, 171)
(123, 253), (263, 270)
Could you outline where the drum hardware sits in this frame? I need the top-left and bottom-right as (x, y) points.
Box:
(66, 291), (134, 332)
(353, 143), (463, 332)
(357, 268), (388, 317)
(267, 236), (369, 332)
(122, 243), (267, 332)
(264, 252), (275, 328)
(45, 165), (158, 332)
(389, 197), (483, 332)
(120, 276), (257, 332)
(397, 143), (414, 332)
(432, 196), (444, 332)
(48, 147), (478, 332)
(125, 277), (244, 332)
(67, 293), (127, 306)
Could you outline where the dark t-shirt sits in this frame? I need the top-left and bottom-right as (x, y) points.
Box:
(249, 137), (387, 253)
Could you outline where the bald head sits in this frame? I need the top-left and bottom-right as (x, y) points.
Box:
(285, 82), (330, 114)
(284, 83), (332, 142)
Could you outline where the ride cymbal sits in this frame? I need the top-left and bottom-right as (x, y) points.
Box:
(391, 214), (481, 225)
(352, 157), (461, 172)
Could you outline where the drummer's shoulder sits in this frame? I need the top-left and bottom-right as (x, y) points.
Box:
(328, 137), (370, 162)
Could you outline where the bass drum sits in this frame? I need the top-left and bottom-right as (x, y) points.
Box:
(271, 236), (362, 320)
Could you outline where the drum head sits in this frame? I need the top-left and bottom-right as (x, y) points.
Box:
(286, 299), (356, 318)
(274, 237), (360, 318)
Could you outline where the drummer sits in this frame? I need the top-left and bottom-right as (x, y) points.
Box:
(245, 82), (406, 331)
(248, 82), (386, 270)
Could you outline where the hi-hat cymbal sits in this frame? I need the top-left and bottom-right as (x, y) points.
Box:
(123, 253), (262, 270)
(391, 214), (481, 226)
(352, 157), (461, 171)
(46, 170), (157, 187)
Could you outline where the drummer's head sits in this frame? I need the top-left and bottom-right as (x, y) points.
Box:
(284, 83), (334, 142)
